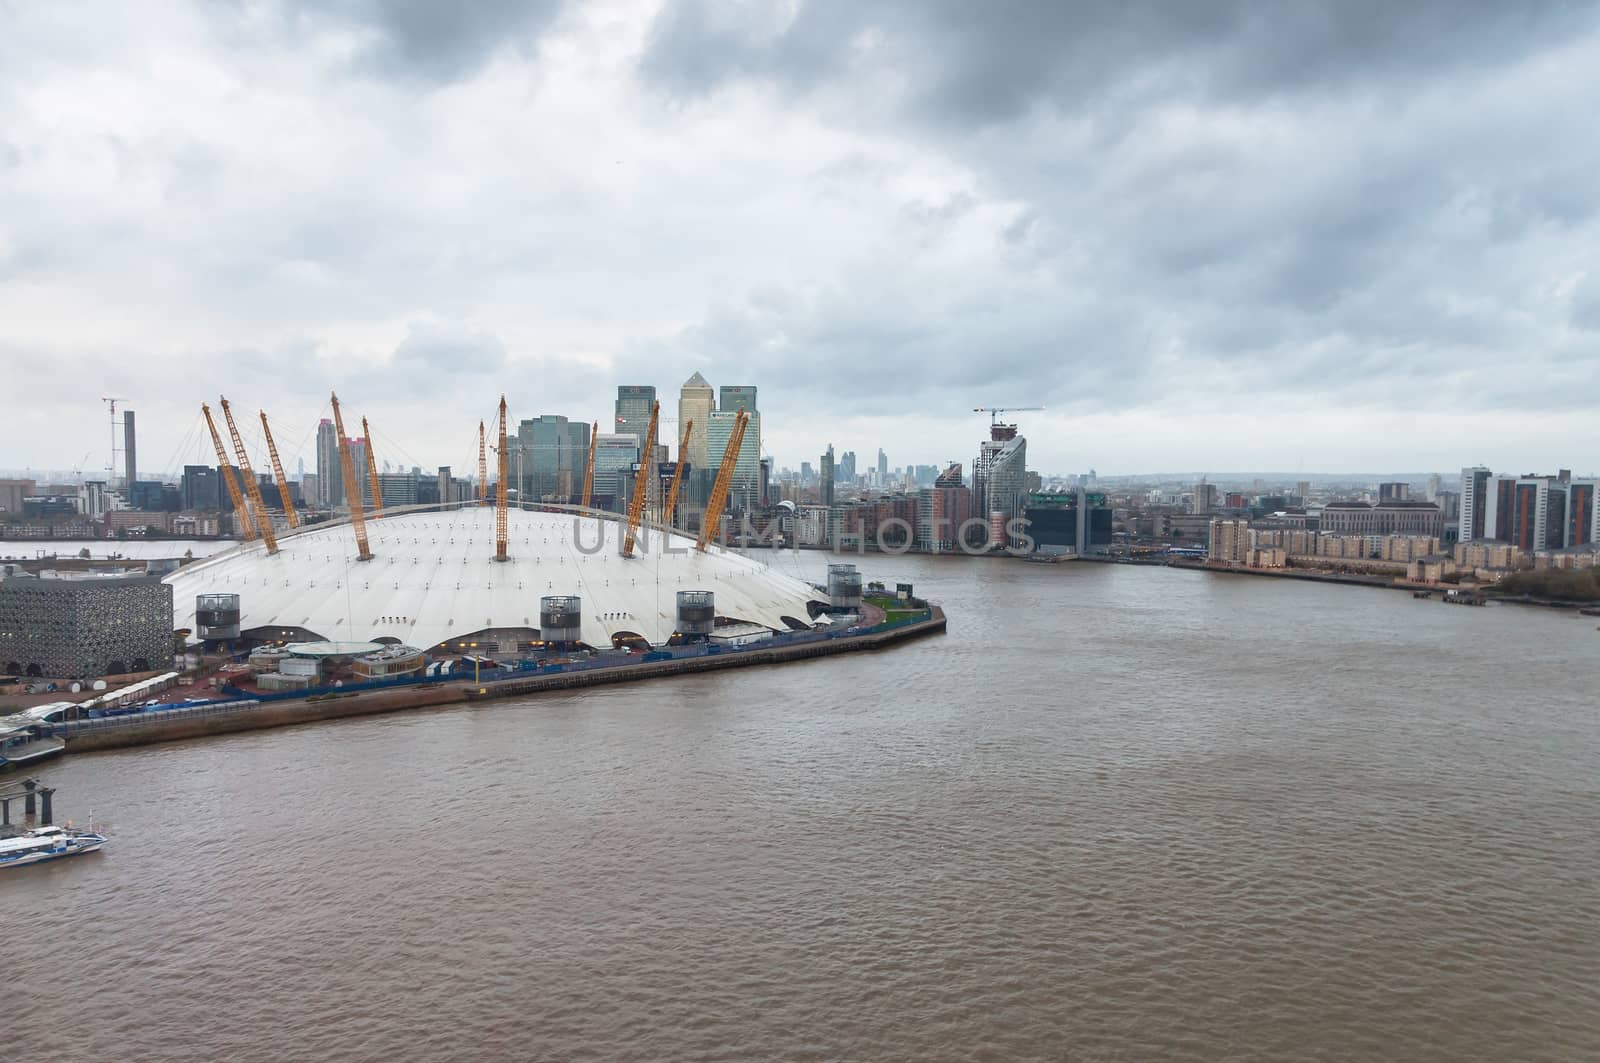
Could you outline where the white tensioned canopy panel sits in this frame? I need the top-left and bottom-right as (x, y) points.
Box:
(164, 507), (826, 648)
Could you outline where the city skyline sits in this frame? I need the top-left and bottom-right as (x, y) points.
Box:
(4, 4), (1600, 474)
(3, 379), (1597, 486)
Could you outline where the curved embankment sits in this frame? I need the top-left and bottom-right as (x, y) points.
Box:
(64, 607), (946, 754)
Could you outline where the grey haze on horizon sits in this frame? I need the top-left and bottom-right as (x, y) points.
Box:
(3, 0), (1598, 479)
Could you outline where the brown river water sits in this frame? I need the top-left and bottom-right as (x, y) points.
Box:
(6, 557), (1598, 1062)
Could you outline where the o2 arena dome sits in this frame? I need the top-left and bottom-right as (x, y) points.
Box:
(164, 505), (828, 652)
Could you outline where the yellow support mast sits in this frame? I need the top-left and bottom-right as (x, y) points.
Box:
(622, 401), (660, 558)
(258, 411), (300, 528)
(697, 409), (748, 552)
(580, 420), (598, 511)
(361, 416), (383, 514)
(201, 403), (258, 543)
(477, 421), (488, 503)
(219, 397), (278, 554)
(494, 396), (509, 561)
(330, 392), (372, 562)
(662, 418), (693, 530)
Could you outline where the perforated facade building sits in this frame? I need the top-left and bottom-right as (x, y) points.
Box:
(0, 574), (173, 678)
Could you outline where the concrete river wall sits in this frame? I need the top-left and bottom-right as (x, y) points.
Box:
(61, 607), (946, 754)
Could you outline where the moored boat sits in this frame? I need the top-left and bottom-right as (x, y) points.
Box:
(0, 711), (67, 770)
(0, 825), (107, 868)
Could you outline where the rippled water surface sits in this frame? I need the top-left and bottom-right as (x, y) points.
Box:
(8, 558), (1599, 1061)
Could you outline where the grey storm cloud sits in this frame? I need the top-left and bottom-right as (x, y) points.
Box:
(633, 0), (1600, 419)
(4, 0), (1600, 474)
(642, 0), (1598, 121)
(274, 0), (567, 82)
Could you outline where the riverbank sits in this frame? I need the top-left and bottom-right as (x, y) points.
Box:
(60, 606), (947, 754)
(1085, 554), (1396, 589)
(1090, 555), (1600, 609)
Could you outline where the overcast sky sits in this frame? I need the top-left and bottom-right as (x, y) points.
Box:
(4, 0), (1599, 479)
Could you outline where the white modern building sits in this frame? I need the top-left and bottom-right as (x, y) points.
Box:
(163, 506), (828, 651)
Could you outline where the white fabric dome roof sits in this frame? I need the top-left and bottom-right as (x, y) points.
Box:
(164, 507), (825, 648)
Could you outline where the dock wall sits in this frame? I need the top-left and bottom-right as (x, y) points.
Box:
(63, 608), (945, 754)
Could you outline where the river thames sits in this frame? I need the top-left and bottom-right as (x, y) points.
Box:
(7, 556), (1598, 1061)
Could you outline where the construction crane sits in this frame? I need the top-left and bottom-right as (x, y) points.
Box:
(101, 397), (129, 484)
(219, 397), (279, 554)
(580, 421), (598, 511)
(974, 405), (1045, 425)
(622, 401), (661, 558)
(697, 408), (749, 552)
(200, 404), (258, 543)
(330, 392), (372, 562)
(258, 411), (300, 528)
(662, 418), (693, 530)
(361, 417), (383, 514)
(477, 421), (488, 503)
(494, 396), (509, 561)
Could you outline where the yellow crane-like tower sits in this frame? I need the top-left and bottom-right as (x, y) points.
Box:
(494, 396), (509, 561)
(477, 421), (488, 503)
(622, 401), (661, 558)
(580, 420), (598, 511)
(258, 411), (300, 528)
(662, 418), (693, 530)
(330, 392), (372, 562)
(697, 408), (749, 552)
(219, 397), (278, 554)
(201, 403), (258, 543)
(361, 416), (383, 514)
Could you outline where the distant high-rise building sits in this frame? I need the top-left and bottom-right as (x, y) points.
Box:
(1426, 474), (1442, 501)
(376, 473), (419, 507)
(515, 415), (590, 502)
(877, 448), (888, 483)
(1435, 489), (1461, 528)
(821, 445), (836, 510)
(0, 479), (35, 515)
(1191, 483), (1216, 514)
(1295, 480), (1311, 503)
(437, 466), (452, 506)
(79, 480), (109, 518)
(974, 426), (1027, 531)
(181, 465), (220, 511)
(615, 386), (657, 451)
(838, 451), (857, 486)
(592, 433), (640, 508)
(679, 372), (714, 470)
(1459, 465), (1492, 542)
(1378, 482), (1411, 503)
(1564, 479), (1600, 548)
(316, 419), (340, 507)
(707, 409), (761, 508)
(301, 473), (320, 508)
(710, 385), (761, 508)
(348, 437), (371, 508)
(123, 410), (137, 488)
(916, 463), (972, 551)
(1484, 474), (1566, 551)
(1208, 519), (1250, 563)
(718, 385), (757, 414)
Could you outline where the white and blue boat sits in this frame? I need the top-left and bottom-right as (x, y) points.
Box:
(0, 705), (69, 770)
(0, 825), (107, 868)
